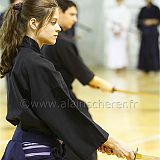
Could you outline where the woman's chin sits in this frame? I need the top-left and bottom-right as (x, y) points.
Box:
(52, 38), (57, 44)
(47, 40), (57, 46)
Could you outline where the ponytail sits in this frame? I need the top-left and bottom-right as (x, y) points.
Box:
(0, 3), (26, 78)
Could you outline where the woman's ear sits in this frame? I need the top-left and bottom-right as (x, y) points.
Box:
(29, 18), (39, 30)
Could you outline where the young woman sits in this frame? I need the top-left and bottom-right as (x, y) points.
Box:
(0, 0), (135, 160)
(42, 1), (134, 160)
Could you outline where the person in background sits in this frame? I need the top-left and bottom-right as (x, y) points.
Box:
(105, 0), (131, 73)
(137, 0), (160, 74)
(0, 0), (135, 160)
(42, 0), (134, 160)
(0, 0), (23, 26)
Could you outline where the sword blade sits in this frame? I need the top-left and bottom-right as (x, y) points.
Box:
(136, 153), (160, 160)
(115, 89), (140, 95)
(113, 88), (158, 96)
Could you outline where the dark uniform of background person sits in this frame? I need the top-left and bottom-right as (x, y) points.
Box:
(42, 0), (116, 160)
(43, 30), (95, 120)
(137, 0), (160, 73)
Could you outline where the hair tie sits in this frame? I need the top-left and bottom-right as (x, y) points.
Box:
(13, 2), (23, 12)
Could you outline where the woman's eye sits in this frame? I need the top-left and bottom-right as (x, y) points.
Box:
(51, 21), (56, 25)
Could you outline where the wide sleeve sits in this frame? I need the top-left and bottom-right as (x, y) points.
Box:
(137, 8), (144, 30)
(121, 9), (131, 31)
(26, 58), (108, 160)
(155, 6), (160, 25)
(105, 9), (115, 31)
(56, 40), (94, 85)
(158, 7), (160, 20)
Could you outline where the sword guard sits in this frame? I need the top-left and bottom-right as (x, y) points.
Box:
(134, 148), (139, 160)
(112, 86), (117, 93)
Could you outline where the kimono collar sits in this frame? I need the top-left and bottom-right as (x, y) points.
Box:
(21, 36), (41, 53)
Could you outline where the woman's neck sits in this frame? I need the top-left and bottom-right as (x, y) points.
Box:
(25, 34), (42, 48)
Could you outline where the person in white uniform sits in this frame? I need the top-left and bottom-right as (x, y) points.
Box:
(105, 0), (131, 72)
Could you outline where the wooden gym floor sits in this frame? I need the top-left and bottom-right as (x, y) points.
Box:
(0, 69), (160, 159)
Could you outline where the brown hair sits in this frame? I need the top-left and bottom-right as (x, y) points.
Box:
(0, 0), (58, 78)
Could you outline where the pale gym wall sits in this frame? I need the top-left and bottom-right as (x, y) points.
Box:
(0, 0), (159, 68)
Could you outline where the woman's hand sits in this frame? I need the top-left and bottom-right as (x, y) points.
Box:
(98, 145), (114, 155)
(98, 136), (135, 160)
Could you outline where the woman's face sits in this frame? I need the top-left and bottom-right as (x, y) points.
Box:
(36, 8), (61, 47)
